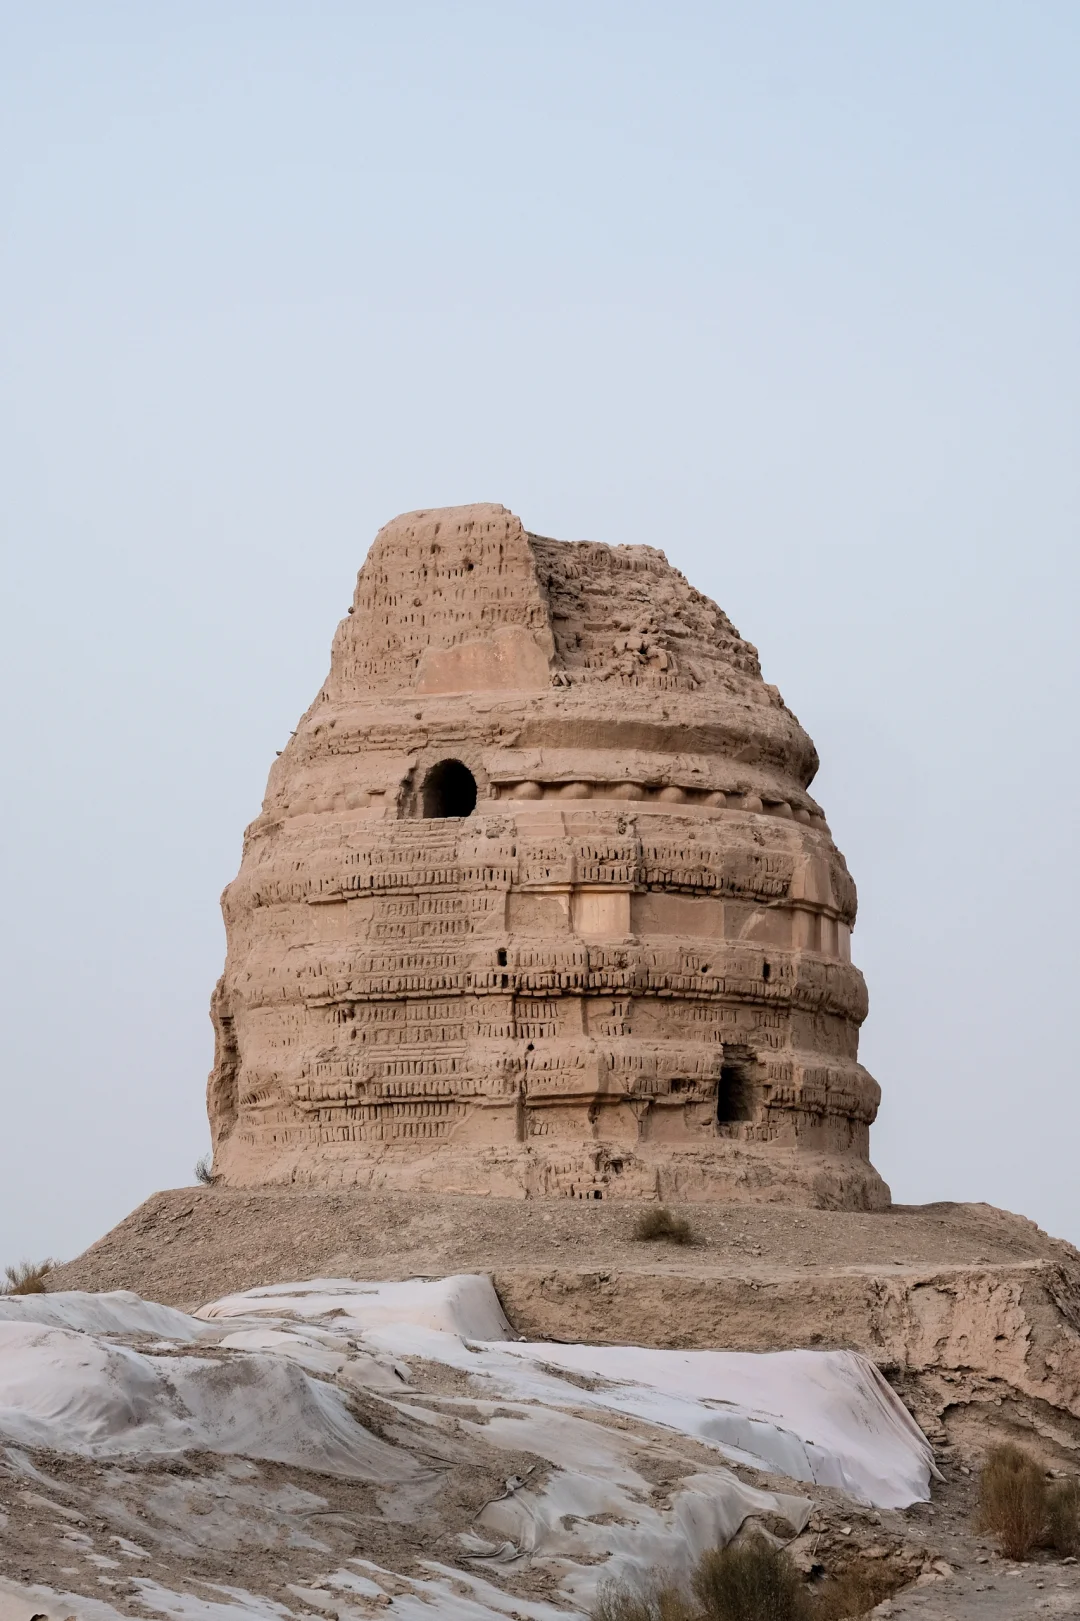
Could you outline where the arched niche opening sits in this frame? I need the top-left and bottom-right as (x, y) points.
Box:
(421, 759), (478, 819)
(716, 1046), (758, 1124)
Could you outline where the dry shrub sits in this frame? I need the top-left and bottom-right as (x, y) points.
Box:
(633, 1206), (693, 1245)
(976, 1443), (1047, 1560)
(810, 1559), (905, 1619)
(590, 1535), (903, 1621)
(1046, 1479), (1080, 1556)
(592, 1576), (697, 1621)
(2, 1259), (54, 1295)
(194, 1154), (215, 1186)
(692, 1534), (810, 1621)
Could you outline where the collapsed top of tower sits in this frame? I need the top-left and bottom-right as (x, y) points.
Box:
(311, 502), (819, 797)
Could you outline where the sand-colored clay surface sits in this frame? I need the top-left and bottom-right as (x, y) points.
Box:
(209, 504), (886, 1207)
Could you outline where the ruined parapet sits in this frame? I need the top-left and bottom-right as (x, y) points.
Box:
(209, 503), (889, 1208)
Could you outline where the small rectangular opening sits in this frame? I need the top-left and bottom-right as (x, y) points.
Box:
(717, 1046), (758, 1124)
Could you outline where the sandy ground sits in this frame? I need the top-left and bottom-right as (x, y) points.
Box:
(858, 1467), (1080, 1618)
(46, 1188), (1072, 1312)
(881, 1560), (1080, 1618)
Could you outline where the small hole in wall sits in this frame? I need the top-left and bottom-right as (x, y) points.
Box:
(762, 960), (771, 981)
(497, 949), (508, 966)
(593, 1190), (603, 1200)
(500, 974), (509, 988)
(526, 1042), (534, 1052)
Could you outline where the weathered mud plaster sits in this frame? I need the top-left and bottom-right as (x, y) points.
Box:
(209, 504), (889, 1207)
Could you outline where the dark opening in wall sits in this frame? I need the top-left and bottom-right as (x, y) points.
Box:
(421, 759), (477, 818)
(717, 1046), (758, 1124)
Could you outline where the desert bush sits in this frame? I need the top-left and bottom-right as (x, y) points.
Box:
(2, 1259), (54, 1295)
(976, 1443), (1047, 1560)
(194, 1155), (215, 1185)
(633, 1206), (693, 1245)
(1046, 1479), (1080, 1556)
(692, 1534), (810, 1621)
(592, 1534), (908, 1621)
(810, 1558), (904, 1619)
(591, 1576), (697, 1621)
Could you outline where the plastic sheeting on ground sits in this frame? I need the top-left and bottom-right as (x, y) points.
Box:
(0, 1319), (418, 1480)
(198, 1273), (513, 1339)
(0, 1288), (213, 1341)
(0, 1273), (938, 1621)
(196, 1274), (936, 1509)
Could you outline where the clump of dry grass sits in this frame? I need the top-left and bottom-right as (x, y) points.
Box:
(194, 1154), (216, 1185)
(2, 1259), (54, 1295)
(590, 1534), (912, 1621)
(692, 1534), (811, 1621)
(1046, 1479), (1080, 1556)
(592, 1575), (697, 1621)
(632, 1206), (693, 1245)
(810, 1558), (905, 1619)
(593, 1539), (812, 1621)
(976, 1443), (1048, 1560)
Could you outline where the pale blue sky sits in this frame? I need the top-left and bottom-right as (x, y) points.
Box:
(2, 2), (1077, 1262)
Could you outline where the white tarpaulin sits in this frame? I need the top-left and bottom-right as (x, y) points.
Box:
(0, 1275), (937, 1619)
(196, 1275), (935, 1509)
(0, 1288), (213, 1341)
(0, 1318), (418, 1480)
(198, 1273), (514, 1338)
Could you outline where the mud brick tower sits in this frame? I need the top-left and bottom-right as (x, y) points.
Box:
(208, 504), (889, 1207)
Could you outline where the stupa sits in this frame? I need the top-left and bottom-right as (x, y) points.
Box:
(208, 504), (888, 1207)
